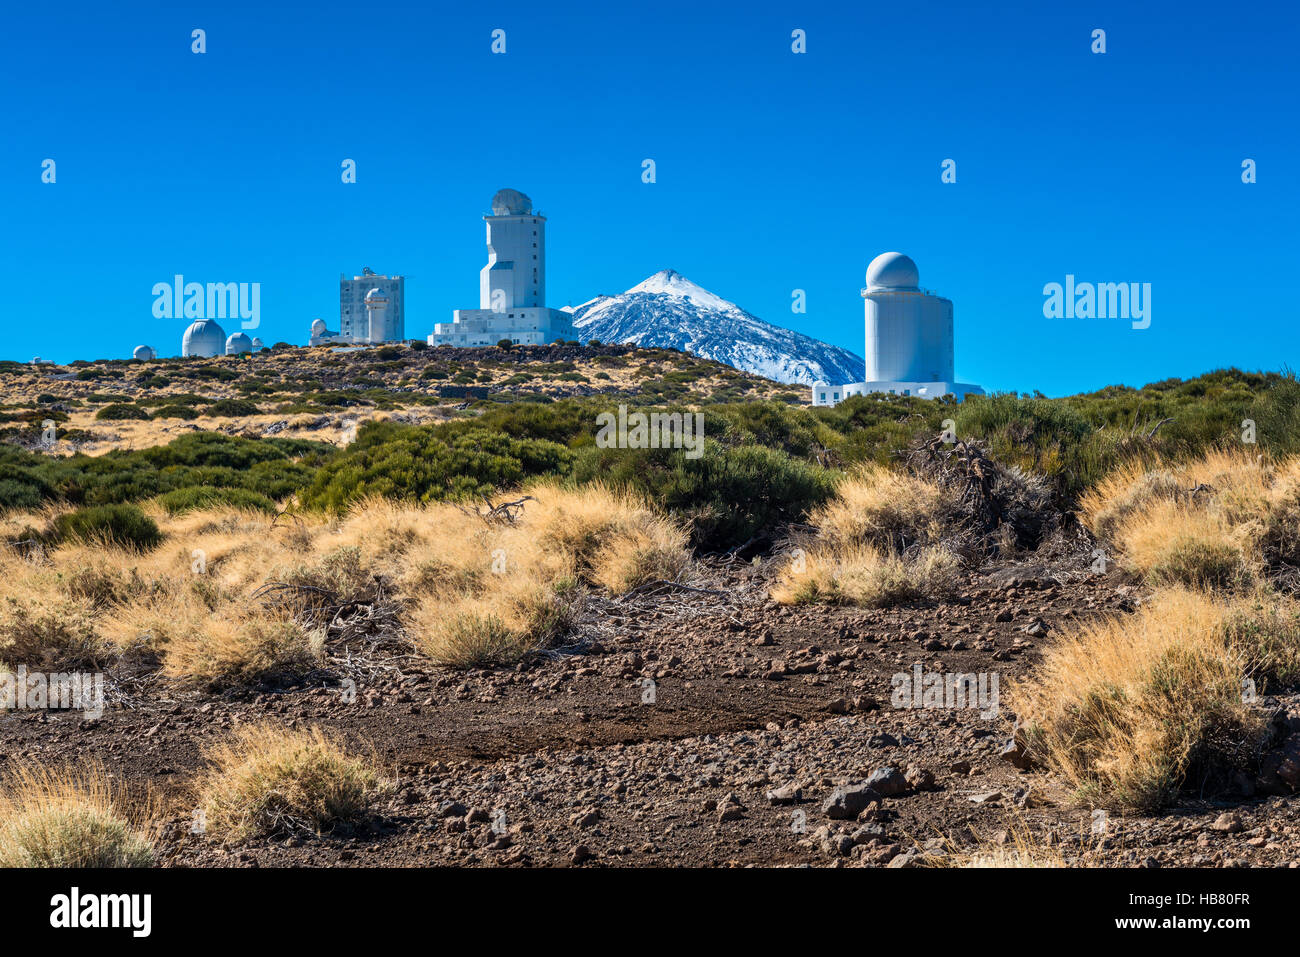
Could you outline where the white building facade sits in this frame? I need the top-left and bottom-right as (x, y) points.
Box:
(429, 189), (575, 348)
(812, 252), (983, 406)
(339, 268), (404, 342)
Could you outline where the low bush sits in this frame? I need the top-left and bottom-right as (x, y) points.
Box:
(53, 504), (161, 551)
(197, 724), (383, 841)
(0, 765), (153, 867)
(1012, 587), (1300, 810)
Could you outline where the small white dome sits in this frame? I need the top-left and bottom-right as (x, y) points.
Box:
(133, 345), (156, 361)
(30, 356), (41, 364)
(364, 287), (388, 304)
(251, 337), (264, 350)
(182, 319), (227, 358)
(866, 252), (920, 291)
(491, 188), (532, 216)
(225, 332), (252, 355)
(310, 319), (328, 336)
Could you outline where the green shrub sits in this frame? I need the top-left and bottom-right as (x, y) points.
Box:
(94, 404), (151, 421)
(54, 504), (162, 551)
(206, 398), (262, 417)
(152, 404), (200, 420)
(570, 442), (835, 552)
(300, 422), (573, 513)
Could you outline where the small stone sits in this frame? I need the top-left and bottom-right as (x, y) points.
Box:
(865, 767), (909, 797)
(570, 844), (593, 864)
(1211, 812), (1243, 834)
(766, 781), (803, 805)
(904, 766), (935, 791)
(822, 784), (881, 820)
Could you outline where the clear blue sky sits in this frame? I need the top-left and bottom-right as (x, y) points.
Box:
(1, 0), (1295, 396)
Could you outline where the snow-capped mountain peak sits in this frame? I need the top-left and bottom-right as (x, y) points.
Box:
(624, 269), (733, 312)
(568, 271), (865, 387)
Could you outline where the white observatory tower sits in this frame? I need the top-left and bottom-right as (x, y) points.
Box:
(811, 252), (983, 406)
(428, 188), (575, 347)
(863, 252), (953, 383)
(365, 287), (389, 344)
(480, 188), (543, 311)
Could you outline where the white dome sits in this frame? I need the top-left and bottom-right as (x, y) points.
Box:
(133, 345), (156, 361)
(310, 319), (328, 336)
(251, 337), (264, 350)
(182, 319), (227, 358)
(364, 287), (388, 304)
(865, 252), (920, 291)
(491, 188), (532, 216)
(225, 332), (252, 355)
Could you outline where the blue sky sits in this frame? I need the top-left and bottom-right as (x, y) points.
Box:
(1, 0), (1295, 396)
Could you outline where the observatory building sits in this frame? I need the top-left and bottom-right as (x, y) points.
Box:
(133, 345), (156, 361)
(811, 252), (983, 406)
(428, 189), (575, 347)
(225, 332), (253, 355)
(310, 268), (405, 346)
(340, 268), (404, 342)
(182, 318), (227, 358)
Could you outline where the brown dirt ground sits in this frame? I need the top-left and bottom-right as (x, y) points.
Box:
(6, 557), (1297, 868)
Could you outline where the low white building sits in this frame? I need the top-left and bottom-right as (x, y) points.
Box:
(429, 189), (575, 347)
(811, 252), (983, 406)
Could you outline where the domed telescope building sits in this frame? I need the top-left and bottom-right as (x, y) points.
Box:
(811, 252), (983, 406)
(225, 332), (253, 355)
(133, 344), (156, 361)
(428, 188), (576, 347)
(182, 318), (227, 358)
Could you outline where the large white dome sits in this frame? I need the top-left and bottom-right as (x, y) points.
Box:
(865, 252), (920, 291)
(182, 319), (227, 358)
(491, 188), (532, 216)
(225, 332), (252, 355)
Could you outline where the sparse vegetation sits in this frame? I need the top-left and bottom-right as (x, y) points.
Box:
(1012, 587), (1300, 810)
(197, 724), (383, 841)
(0, 764), (153, 867)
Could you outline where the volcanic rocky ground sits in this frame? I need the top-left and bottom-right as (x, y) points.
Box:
(6, 556), (1300, 868)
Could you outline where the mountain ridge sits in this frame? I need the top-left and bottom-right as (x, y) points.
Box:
(565, 270), (865, 387)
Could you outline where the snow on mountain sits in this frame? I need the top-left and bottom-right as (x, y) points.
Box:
(565, 270), (865, 387)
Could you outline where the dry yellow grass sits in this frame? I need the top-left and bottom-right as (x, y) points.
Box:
(807, 464), (947, 550)
(772, 544), (960, 607)
(401, 482), (689, 666)
(197, 724), (383, 841)
(0, 763), (153, 867)
(772, 465), (959, 608)
(955, 826), (1067, 869)
(1117, 500), (1258, 588)
(0, 483), (687, 676)
(1010, 587), (1298, 810)
(1082, 450), (1285, 587)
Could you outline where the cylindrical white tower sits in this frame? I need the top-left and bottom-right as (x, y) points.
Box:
(479, 189), (545, 312)
(365, 287), (389, 344)
(863, 252), (954, 384)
